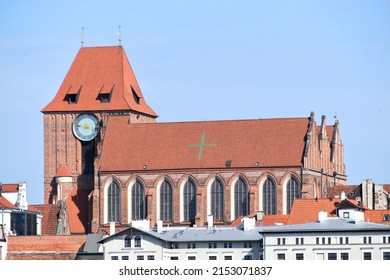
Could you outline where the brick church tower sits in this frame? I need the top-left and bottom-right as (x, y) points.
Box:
(41, 46), (157, 233)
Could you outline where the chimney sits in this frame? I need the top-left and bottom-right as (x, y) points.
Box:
(157, 220), (163, 233)
(207, 215), (214, 229)
(109, 222), (115, 235)
(318, 211), (328, 222)
(242, 217), (255, 231)
(340, 191), (346, 201)
(257, 211), (264, 225)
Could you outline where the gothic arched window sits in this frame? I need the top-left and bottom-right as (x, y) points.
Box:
(211, 178), (224, 221)
(160, 180), (173, 222)
(132, 180), (146, 220)
(287, 177), (300, 214)
(263, 177), (277, 215)
(183, 179), (197, 223)
(107, 180), (120, 222)
(234, 178), (248, 218)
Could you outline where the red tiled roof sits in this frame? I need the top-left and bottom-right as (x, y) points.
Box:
(100, 116), (309, 171)
(384, 184), (390, 193)
(32, 204), (61, 235)
(0, 196), (17, 208)
(1, 183), (19, 192)
(364, 210), (390, 224)
(327, 185), (359, 198)
(287, 198), (341, 225)
(7, 235), (87, 252)
(55, 164), (72, 177)
(66, 189), (92, 234)
(41, 46), (157, 117)
(262, 215), (289, 226)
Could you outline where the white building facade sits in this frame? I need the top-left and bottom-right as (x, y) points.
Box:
(259, 210), (390, 260)
(99, 218), (263, 261)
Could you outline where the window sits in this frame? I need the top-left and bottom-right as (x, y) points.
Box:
(183, 179), (197, 223)
(188, 256), (196, 260)
(343, 212), (350, 218)
(340, 253), (349, 260)
(132, 180), (146, 220)
(277, 253), (285, 260)
(277, 238), (286, 245)
(187, 243), (196, 249)
(244, 255), (253, 260)
(384, 214), (390, 222)
(122, 256), (129, 260)
(316, 237), (319, 245)
(124, 235), (131, 248)
(224, 242), (232, 248)
(170, 256), (179, 260)
(131, 86), (140, 104)
(383, 252), (390, 260)
(296, 253), (304, 260)
(64, 87), (81, 104)
(263, 178), (277, 215)
(137, 255), (144, 260)
(296, 237), (304, 245)
(328, 237), (332, 244)
(383, 236), (390, 244)
(339, 237), (343, 244)
(345, 237), (349, 244)
(160, 180), (173, 222)
(286, 177), (300, 214)
(363, 252), (372, 260)
(328, 253), (337, 260)
(107, 180), (120, 223)
(211, 178), (224, 221)
(111, 256), (119, 260)
(65, 93), (79, 104)
(209, 256), (217, 260)
(363, 236), (372, 244)
(134, 236), (141, 248)
(147, 255), (155, 260)
(234, 178), (248, 218)
(224, 256), (233, 260)
(209, 242), (217, 249)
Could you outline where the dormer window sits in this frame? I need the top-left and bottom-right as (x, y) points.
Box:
(98, 85), (114, 103)
(64, 86), (82, 104)
(131, 86), (140, 104)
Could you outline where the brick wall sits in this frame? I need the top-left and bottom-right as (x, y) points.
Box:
(6, 235), (88, 260)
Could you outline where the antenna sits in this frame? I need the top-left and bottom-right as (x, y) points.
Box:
(117, 25), (122, 46)
(80, 27), (84, 47)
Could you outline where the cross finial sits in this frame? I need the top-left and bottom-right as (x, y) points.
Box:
(117, 25), (122, 46)
(80, 27), (84, 47)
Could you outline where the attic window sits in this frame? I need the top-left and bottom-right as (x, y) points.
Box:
(131, 86), (140, 105)
(97, 85), (114, 103)
(384, 214), (390, 222)
(64, 86), (82, 104)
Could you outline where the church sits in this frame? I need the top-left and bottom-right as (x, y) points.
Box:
(41, 46), (346, 234)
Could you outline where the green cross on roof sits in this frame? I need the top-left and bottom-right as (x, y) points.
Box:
(188, 131), (216, 159)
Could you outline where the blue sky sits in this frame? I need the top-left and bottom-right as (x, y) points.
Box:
(0, 1), (389, 204)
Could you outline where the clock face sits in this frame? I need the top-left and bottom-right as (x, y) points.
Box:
(72, 113), (100, 141)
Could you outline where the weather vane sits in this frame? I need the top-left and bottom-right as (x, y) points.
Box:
(117, 25), (122, 46)
(81, 27), (84, 47)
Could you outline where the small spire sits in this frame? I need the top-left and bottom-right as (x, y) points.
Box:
(80, 27), (84, 47)
(117, 25), (122, 46)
